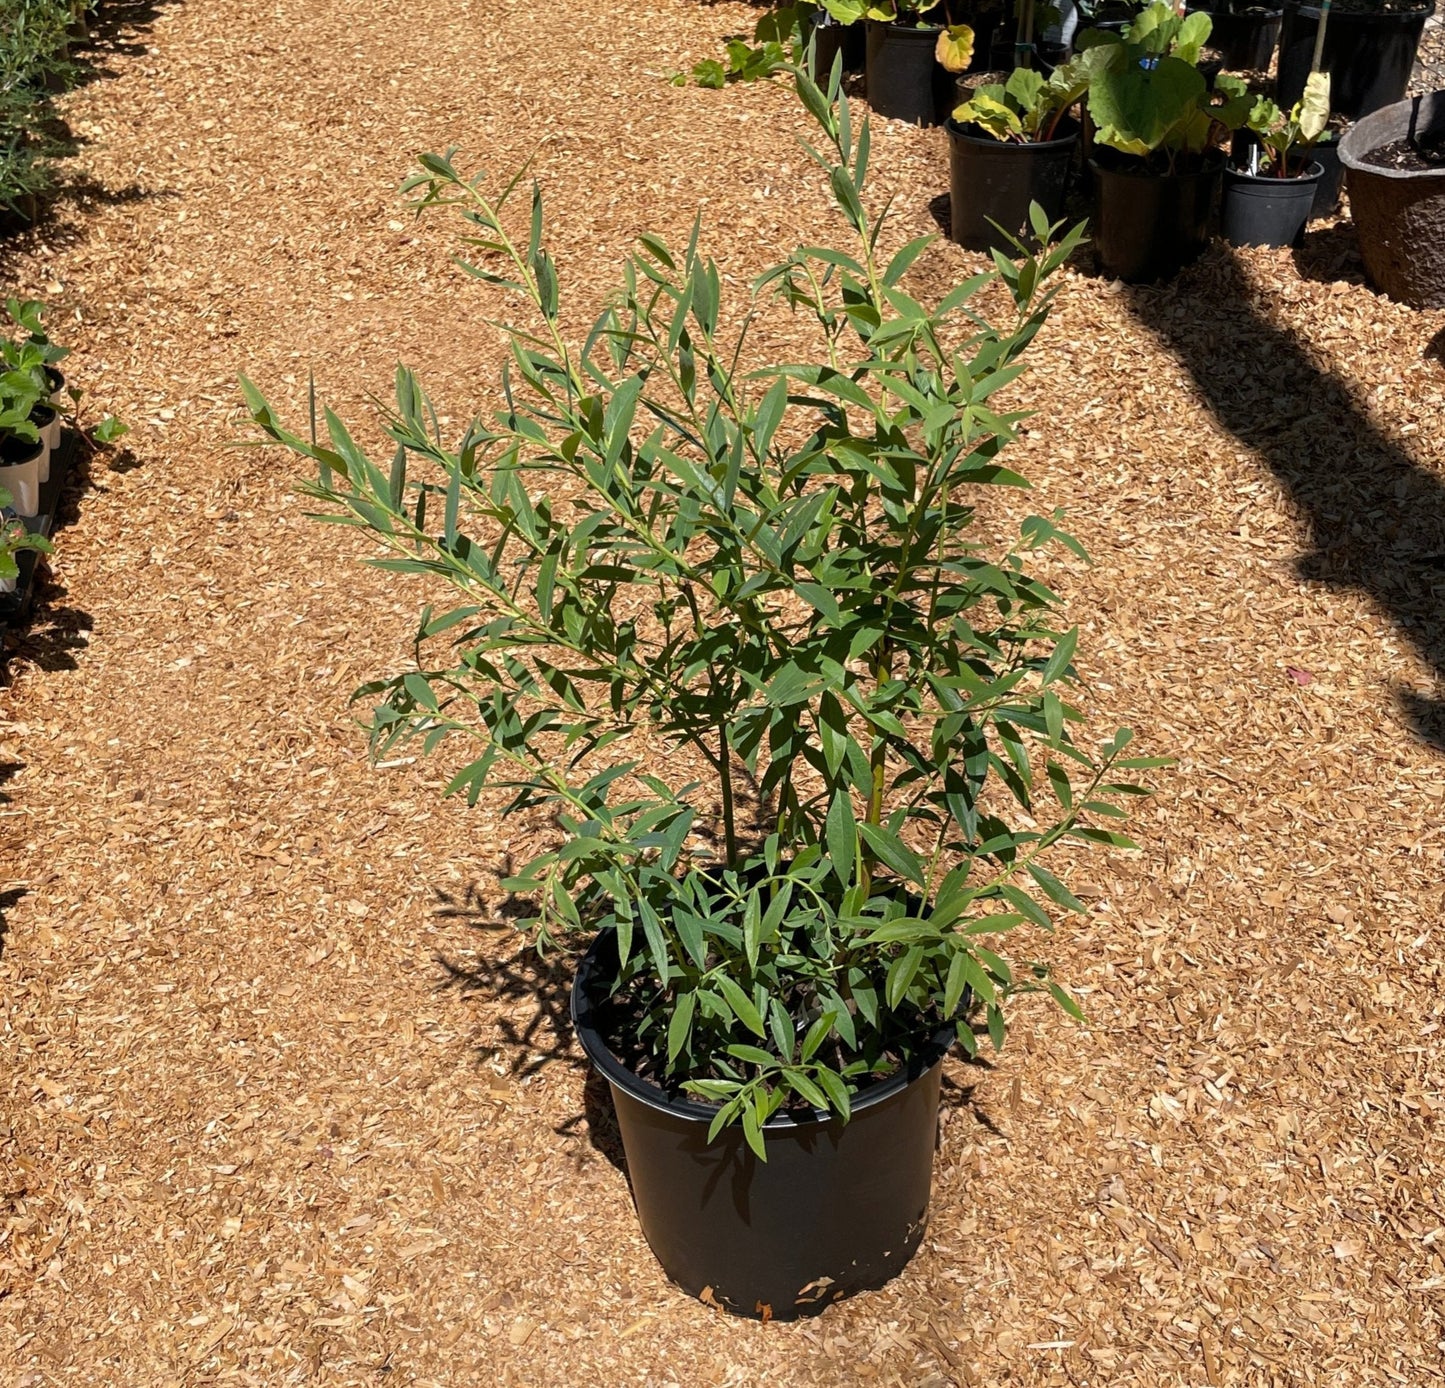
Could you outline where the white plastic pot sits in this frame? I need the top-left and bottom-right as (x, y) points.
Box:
(32, 406), (60, 484)
(0, 436), (45, 517)
(45, 367), (67, 408)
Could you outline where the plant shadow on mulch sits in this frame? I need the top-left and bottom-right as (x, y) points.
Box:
(429, 883), (630, 1171)
(1290, 217), (1367, 286)
(0, 887), (23, 962)
(0, 0), (181, 266)
(1123, 239), (1445, 747)
(432, 882), (579, 1078)
(68, 0), (186, 91)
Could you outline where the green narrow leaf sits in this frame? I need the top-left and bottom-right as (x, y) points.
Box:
(885, 945), (924, 1009)
(1042, 626), (1078, 685)
(813, 1066), (852, 1121)
(1047, 979), (1087, 1022)
(1046, 760), (1073, 812)
(857, 822), (925, 887)
(667, 990), (697, 1063)
(386, 443), (407, 509)
(943, 948), (970, 1017)
(825, 789), (856, 888)
(741, 1099), (767, 1161)
(800, 1012), (834, 1062)
(785, 1069), (829, 1113)
(986, 1003), (1006, 1051)
(1028, 861), (1084, 913)
(716, 974), (766, 1038)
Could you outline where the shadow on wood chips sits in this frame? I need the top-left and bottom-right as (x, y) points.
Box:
(1124, 242), (1445, 749)
(429, 883), (634, 1172)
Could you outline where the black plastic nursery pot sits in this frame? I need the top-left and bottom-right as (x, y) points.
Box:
(808, 14), (866, 79)
(1221, 160), (1323, 246)
(1187, 3), (1282, 69)
(1091, 149), (1225, 282)
(947, 118), (1079, 253)
(866, 18), (951, 126)
(1309, 131), (1345, 217)
(571, 931), (953, 1319)
(1236, 125), (1344, 216)
(1340, 91), (1445, 307)
(1277, 0), (1435, 121)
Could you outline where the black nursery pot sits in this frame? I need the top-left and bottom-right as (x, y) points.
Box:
(1233, 127), (1345, 218)
(1091, 149), (1225, 282)
(1277, 0), (1435, 121)
(947, 118), (1080, 253)
(808, 14), (866, 79)
(1187, 3), (1282, 69)
(866, 18), (951, 126)
(571, 931), (952, 1320)
(1221, 160), (1323, 246)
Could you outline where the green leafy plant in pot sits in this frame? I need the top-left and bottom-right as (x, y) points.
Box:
(1080, 1), (1253, 280)
(3, 297), (70, 487)
(1221, 72), (1331, 246)
(244, 69), (1165, 1319)
(0, 319), (49, 517)
(0, 483), (52, 595)
(823, 0), (971, 124)
(947, 59), (1090, 251)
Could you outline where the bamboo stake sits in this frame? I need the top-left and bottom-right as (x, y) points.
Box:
(1015, 0), (1035, 68)
(1309, 0), (1331, 73)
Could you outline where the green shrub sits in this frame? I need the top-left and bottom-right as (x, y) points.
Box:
(246, 73), (1165, 1152)
(0, 0), (82, 213)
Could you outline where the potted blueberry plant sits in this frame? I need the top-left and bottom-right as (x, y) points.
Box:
(244, 70), (1165, 1320)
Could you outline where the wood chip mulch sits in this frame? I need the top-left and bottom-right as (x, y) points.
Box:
(2, 1), (1444, 1384)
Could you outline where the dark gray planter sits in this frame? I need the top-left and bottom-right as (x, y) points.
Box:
(1221, 161), (1323, 247)
(1340, 91), (1445, 307)
(865, 19), (950, 126)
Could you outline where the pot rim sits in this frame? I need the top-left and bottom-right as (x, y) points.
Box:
(1224, 159), (1325, 182)
(1088, 147), (1227, 180)
(1284, 0), (1434, 20)
(570, 927), (957, 1130)
(1188, 2), (1285, 16)
(945, 115), (1080, 148)
(1340, 91), (1445, 177)
(866, 15), (945, 33)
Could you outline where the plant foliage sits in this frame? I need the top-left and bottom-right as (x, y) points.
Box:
(0, 482), (52, 583)
(1242, 72), (1331, 178)
(244, 70), (1165, 1157)
(952, 59), (1089, 141)
(822, 0), (946, 25)
(0, 0), (83, 212)
(1080, 2), (1252, 168)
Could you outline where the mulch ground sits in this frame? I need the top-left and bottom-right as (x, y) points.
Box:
(2, 1), (1444, 1384)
